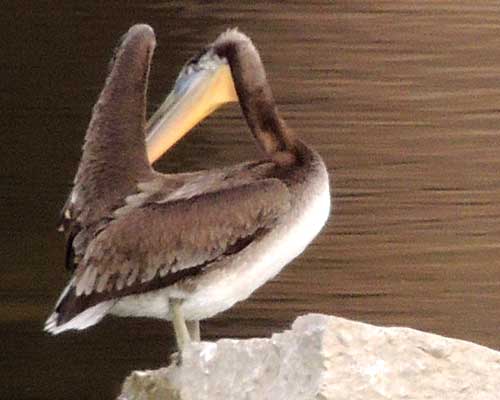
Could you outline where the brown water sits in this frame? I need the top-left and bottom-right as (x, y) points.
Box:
(2, 1), (500, 399)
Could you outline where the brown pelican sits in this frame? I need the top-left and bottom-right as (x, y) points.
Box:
(45, 24), (330, 351)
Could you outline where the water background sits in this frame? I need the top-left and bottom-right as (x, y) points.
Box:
(2, 1), (500, 399)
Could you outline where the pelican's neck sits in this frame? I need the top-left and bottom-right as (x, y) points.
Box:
(214, 31), (297, 163)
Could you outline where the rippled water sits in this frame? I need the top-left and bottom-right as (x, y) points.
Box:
(2, 1), (500, 399)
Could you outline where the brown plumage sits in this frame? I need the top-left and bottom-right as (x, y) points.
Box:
(45, 25), (330, 346)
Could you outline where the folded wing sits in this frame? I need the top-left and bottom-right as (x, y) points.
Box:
(47, 178), (291, 331)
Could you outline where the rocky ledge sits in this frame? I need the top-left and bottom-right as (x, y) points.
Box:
(118, 314), (500, 400)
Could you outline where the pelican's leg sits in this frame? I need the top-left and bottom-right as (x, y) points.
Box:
(186, 320), (200, 342)
(170, 298), (191, 352)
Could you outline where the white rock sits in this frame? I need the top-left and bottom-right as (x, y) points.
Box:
(118, 314), (500, 400)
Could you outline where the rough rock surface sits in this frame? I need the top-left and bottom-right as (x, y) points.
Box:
(118, 314), (500, 400)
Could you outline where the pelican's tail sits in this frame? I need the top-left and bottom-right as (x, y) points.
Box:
(44, 278), (115, 335)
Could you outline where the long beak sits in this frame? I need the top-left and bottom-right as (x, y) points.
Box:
(145, 63), (238, 164)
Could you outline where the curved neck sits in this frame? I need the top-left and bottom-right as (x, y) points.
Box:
(215, 33), (297, 162)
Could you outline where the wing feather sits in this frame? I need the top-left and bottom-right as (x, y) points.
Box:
(53, 178), (290, 326)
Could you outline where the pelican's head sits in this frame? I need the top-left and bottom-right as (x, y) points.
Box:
(145, 42), (238, 163)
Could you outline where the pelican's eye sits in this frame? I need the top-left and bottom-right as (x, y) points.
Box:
(180, 46), (209, 76)
(186, 46), (210, 68)
(178, 46), (226, 79)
